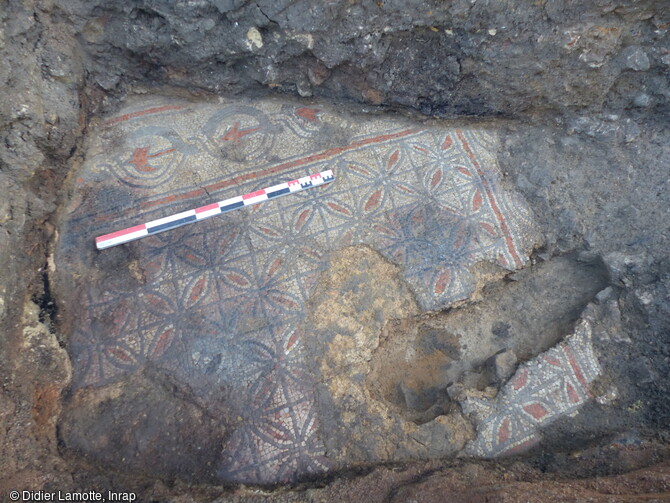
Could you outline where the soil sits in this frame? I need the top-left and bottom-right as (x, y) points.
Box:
(1, 0), (670, 501)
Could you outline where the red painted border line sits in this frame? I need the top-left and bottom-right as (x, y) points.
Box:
(104, 105), (185, 126)
(563, 345), (590, 391)
(140, 128), (421, 210)
(456, 131), (524, 268)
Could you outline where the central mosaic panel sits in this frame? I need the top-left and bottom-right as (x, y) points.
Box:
(56, 97), (536, 484)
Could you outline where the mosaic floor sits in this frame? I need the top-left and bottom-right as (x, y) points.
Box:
(56, 96), (544, 483)
(463, 319), (602, 457)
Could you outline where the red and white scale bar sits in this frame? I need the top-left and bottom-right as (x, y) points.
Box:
(95, 170), (335, 250)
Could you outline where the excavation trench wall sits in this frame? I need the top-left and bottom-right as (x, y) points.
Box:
(1, 0), (670, 499)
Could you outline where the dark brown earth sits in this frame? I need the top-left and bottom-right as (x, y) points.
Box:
(2, 0), (670, 501)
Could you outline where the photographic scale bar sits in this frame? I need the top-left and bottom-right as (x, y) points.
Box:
(95, 169), (335, 250)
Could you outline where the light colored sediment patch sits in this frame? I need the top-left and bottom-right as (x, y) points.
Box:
(307, 246), (474, 466)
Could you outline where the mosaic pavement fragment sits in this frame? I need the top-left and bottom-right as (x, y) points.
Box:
(56, 96), (538, 484)
(462, 319), (602, 457)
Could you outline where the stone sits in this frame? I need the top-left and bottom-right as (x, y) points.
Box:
(245, 26), (263, 50)
(584, 299), (628, 343)
(623, 118), (642, 143)
(296, 78), (313, 97)
(489, 349), (518, 384)
(635, 288), (655, 306)
(567, 116), (618, 139)
(622, 45), (651, 72)
(595, 286), (614, 304)
(212, 0), (246, 14)
(603, 251), (649, 285)
(633, 93), (651, 107)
